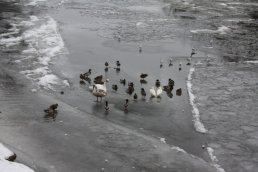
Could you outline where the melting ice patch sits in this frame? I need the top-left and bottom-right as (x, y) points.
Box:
(26, 0), (46, 6)
(186, 67), (207, 133)
(190, 25), (230, 35)
(20, 16), (68, 90)
(0, 15), (69, 90)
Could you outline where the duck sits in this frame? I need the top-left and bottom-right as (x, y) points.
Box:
(80, 80), (86, 84)
(176, 88), (182, 96)
(105, 101), (109, 111)
(141, 88), (146, 99)
(84, 69), (92, 77)
(128, 82), (134, 87)
(124, 99), (129, 111)
(116, 60), (121, 68)
(44, 103), (58, 113)
(168, 78), (174, 87)
(166, 91), (173, 98)
(140, 79), (148, 84)
(105, 62), (109, 67)
(163, 85), (172, 92)
(112, 84), (118, 91)
(105, 62), (109, 72)
(140, 73), (148, 80)
(120, 79), (126, 85)
(127, 85), (134, 95)
(190, 48), (196, 57)
(179, 61), (182, 71)
(150, 87), (162, 98)
(80, 73), (87, 80)
(186, 58), (191, 65)
(160, 60), (163, 68)
(92, 80), (108, 101)
(133, 93), (138, 100)
(155, 79), (161, 88)
(169, 57), (173, 66)
(94, 75), (103, 81)
(139, 45), (142, 53)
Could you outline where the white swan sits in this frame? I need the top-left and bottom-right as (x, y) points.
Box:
(150, 87), (162, 98)
(91, 80), (108, 101)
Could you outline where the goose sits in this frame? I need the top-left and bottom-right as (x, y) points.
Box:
(84, 69), (92, 77)
(133, 93), (138, 100)
(176, 88), (182, 96)
(92, 80), (108, 101)
(112, 84), (118, 91)
(141, 88), (146, 99)
(105, 101), (109, 111)
(140, 73), (148, 80)
(120, 79), (126, 85)
(124, 99), (129, 111)
(150, 87), (162, 98)
(155, 79), (161, 88)
(190, 48), (196, 57)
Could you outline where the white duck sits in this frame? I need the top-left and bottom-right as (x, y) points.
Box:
(150, 87), (162, 98)
(90, 79), (108, 101)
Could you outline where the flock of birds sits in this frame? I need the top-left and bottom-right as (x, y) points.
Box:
(78, 48), (196, 112)
(44, 48), (196, 115)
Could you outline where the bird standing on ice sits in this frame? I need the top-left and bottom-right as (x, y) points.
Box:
(150, 87), (162, 98)
(92, 79), (108, 102)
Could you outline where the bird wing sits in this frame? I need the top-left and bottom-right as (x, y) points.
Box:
(150, 87), (156, 97)
(156, 87), (163, 96)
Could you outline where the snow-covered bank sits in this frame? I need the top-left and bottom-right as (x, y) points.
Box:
(0, 143), (35, 172)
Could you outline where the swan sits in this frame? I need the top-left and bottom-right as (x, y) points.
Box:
(91, 80), (108, 101)
(150, 87), (162, 98)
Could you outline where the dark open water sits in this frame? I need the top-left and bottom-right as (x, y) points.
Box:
(0, 0), (258, 172)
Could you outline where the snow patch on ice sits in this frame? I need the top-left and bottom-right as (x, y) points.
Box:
(0, 143), (14, 160)
(170, 146), (186, 153)
(0, 160), (35, 172)
(243, 60), (258, 64)
(207, 147), (226, 172)
(0, 143), (34, 172)
(187, 67), (207, 133)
